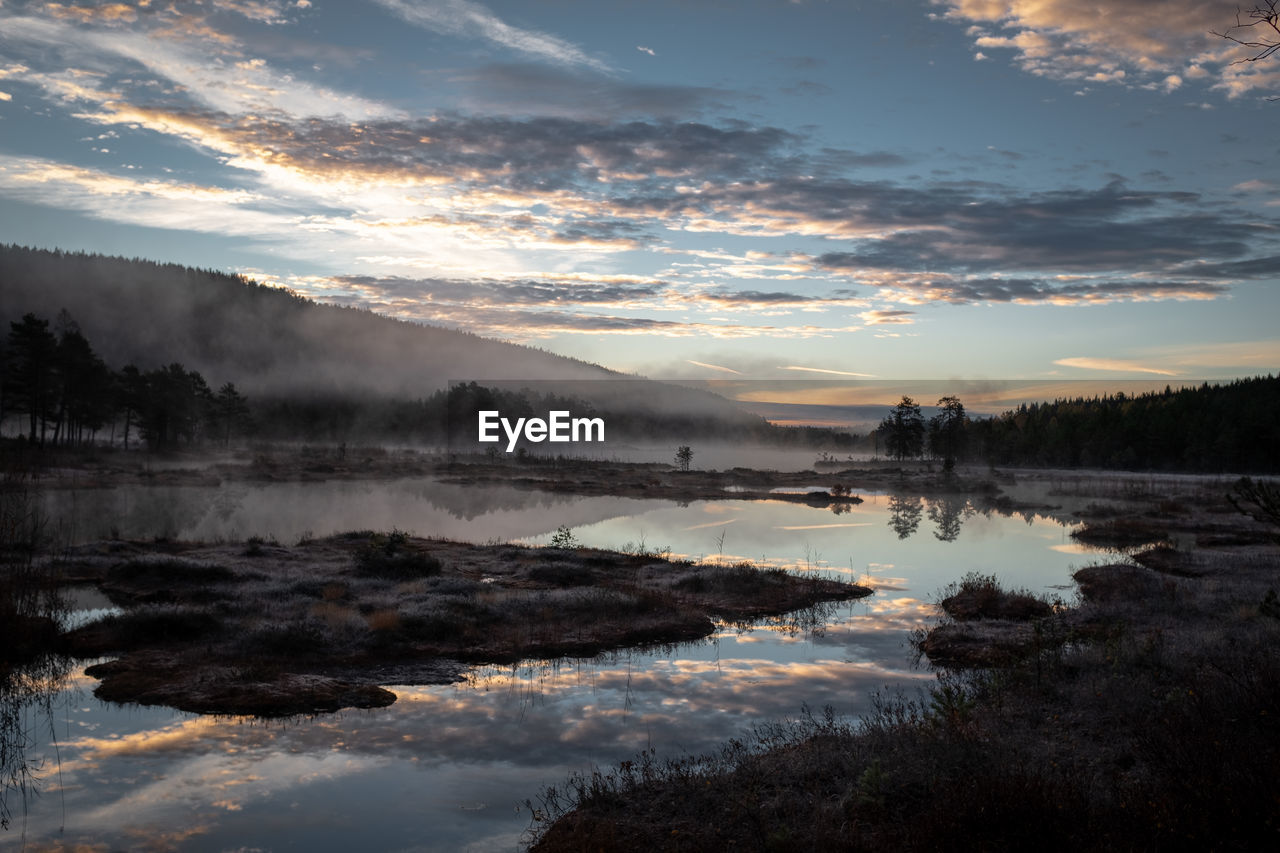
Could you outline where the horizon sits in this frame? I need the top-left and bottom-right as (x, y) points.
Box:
(1, 1), (1278, 392)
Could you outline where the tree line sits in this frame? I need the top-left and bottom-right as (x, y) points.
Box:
(876, 377), (1280, 473)
(7, 302), (1276, 473)
(1, 312), (249, 450)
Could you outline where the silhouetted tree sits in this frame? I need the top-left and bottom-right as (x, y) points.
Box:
(115, 365), (145, 450)
(880, 396), (925, 462)
(51, 319), (112, 446)
(213, 382), (251, 447)
(929, 395), (967, 472)
(675, 445), (693, 471)
(138, 363), (214, 449)
(4, 314), (58, 445)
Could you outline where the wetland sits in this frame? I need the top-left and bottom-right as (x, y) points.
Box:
(3, 448), (1278, 850)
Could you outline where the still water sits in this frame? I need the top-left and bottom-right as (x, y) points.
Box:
(7, 480), (1092, 851)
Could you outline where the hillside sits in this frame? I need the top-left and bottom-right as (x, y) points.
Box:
(0, 245), (788, 443)
(0, 245), (617, 398)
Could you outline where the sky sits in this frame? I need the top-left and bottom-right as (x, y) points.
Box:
(1, 0), (1279, 390)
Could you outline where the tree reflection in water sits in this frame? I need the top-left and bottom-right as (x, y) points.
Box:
(1, 655), (74, 831)
(927, 495), (974, 542)
(1, 450), (73, 831)
(887, 494), (923, 539)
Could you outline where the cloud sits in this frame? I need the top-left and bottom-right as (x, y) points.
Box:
(778, 366), (875, 377)
(324, 273), (664, 309)
(798, 180), (1260, 275)
(4, 65), (1271, 315)
(1053, 356), (1180, 376)
(0, 154), (283, 236)
(72, 106), (798, 194)
(270, 272), (871, 340)
(934, 0), (1276, 97)
(687, 360), (742, 375)
(859, 309), (916, 325)
(1, 0), (1274, 328)
(664, 288), (867, 313)
(45, 2), (139, 24)
(454, 63), (734, 119)
(1, 13), (394, 119)
(1145, 340), (1280, 369)
(371, 0), (611, 72)
(849, 275), (1230, 307)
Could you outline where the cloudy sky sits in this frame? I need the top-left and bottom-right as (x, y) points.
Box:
(1, 0), (1278, 384)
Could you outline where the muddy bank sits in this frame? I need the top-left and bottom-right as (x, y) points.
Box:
(56, 533), (870, 716)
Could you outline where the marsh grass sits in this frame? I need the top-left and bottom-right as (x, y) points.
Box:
(59, 529), (867, 714)
(528, 529), (1280, 853)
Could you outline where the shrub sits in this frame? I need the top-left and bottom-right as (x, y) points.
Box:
(940, 572), (1054, 621)
(548, 525), (579, 549)
(353, 530), (442, 579)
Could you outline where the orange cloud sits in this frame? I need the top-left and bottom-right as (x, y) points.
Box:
(1053, 356), (1179, 376)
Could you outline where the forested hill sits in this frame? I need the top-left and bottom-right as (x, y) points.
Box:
(967, 376), (1280, 473)
(0, 245), (615, 399)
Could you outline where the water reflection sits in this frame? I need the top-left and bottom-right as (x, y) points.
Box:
(887, 494), (922, 539)
(41, 479), (647, 545)
(16, 623), (930, 851)
(927, 494), (974, 542)
(11, 479), (1091, 850)
(1, 655), (75, 833)
(42, 479), (1076, 558)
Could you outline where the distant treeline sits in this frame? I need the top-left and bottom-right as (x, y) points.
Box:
(967, 377), (1280, 472)
(877, 378), (1280, 473)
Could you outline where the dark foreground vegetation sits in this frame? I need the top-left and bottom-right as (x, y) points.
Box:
(49, 532), (869, 716)
(527, 481), (1280, 852)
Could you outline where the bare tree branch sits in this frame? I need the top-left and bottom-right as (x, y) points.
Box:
(1210, 1), (1280, 65)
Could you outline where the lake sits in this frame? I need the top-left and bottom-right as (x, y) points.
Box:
(5, 477), (1094, 850)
